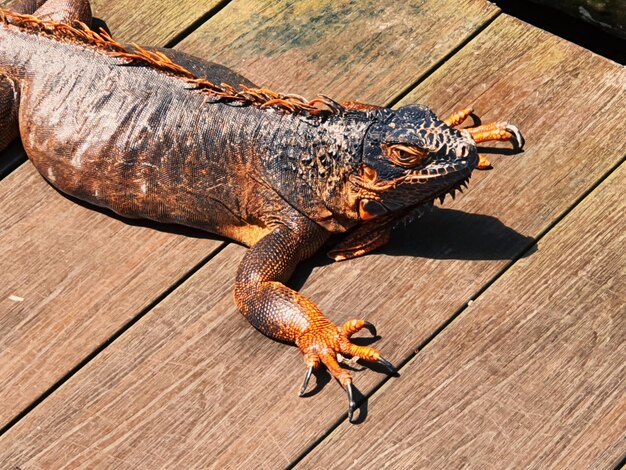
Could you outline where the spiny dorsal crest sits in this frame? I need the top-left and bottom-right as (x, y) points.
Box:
(0, 8), (345, 116)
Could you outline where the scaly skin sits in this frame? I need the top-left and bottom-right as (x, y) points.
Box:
(0, 0), (524, 421)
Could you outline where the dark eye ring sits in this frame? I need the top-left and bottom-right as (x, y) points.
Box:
(383, 144), (429, 168)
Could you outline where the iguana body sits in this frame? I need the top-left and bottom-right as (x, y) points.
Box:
(0, 0), (524, 419)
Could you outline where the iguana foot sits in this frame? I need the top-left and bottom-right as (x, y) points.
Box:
(445, 108), (524, 170)
(466, 121), (525, 149)
(445, 107), (524, 149)
(296, 319), (395, 421)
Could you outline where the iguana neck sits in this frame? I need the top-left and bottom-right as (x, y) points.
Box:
(260, 110), (373, 232)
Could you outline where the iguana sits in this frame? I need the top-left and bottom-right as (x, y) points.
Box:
(0, 0), (524, 420)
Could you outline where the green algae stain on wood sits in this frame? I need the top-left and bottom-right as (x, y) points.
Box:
(177, 0), (499, 103)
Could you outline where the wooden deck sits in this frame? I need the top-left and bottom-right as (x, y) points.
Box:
(0, 0), (624, 468)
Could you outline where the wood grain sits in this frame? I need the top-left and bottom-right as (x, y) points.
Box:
(176, 0), (498, 103)
(0, 165), (221, 428)
(1, 14), (624, 468)
(90, 0), (227, 45)
(300, 162), (626, 470)
(0, 0), (497, 432)
(0, 0), (225, 44)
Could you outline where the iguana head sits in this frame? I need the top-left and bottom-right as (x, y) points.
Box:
(349, 104), (478, 221)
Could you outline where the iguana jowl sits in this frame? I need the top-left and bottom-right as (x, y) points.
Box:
(0, 0), (524, 420)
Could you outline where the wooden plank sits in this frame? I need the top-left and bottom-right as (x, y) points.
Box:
(176, 0), (498, 103)
(0, 0), (225, 45)
(300, 165), (626, 469)
(0, 0), (498, 431)
(0, 164), (221, 428)
(90, 0), (227, 45)
(1, 13), (625, 467)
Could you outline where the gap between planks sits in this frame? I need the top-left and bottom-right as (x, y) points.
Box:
(0, 244), (227, 437)
(163, 0), (231, 48)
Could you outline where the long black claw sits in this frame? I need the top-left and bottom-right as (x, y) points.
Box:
(299, 366), (314, 397)
(377, 356), (397, 374)
(346, 383), (356, 422)
(362, 321), (377, 338)
(505, 124), (525, 150)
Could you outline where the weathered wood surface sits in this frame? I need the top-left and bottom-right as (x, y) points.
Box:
(90, 0), (227, 45)
(0, 0), (226, 44)
(0, 0), (499, 432)
(301, 162), (626, 470)
(176, 0), (498, 103)
(1, 13), (624, 468)
(0, 168), (220, 428)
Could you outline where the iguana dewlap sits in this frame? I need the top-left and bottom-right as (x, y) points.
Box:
(0, 0), (524, 421)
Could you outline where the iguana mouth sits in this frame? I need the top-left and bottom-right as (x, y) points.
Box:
(399, 171), (472, 209)
(387, 174), (472, 228)
(350, 156), (474, 192)
(403, 154), (477, 182)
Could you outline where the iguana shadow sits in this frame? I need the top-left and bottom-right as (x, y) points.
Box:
(51, 188), (226, 240)
(384, 207), (536, 260)
(291, 206), (536, 291)
(52, 179), (536, 266)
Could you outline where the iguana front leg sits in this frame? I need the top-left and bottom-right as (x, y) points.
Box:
(327, 202), (435, 261)
(234, 217), (394, 420)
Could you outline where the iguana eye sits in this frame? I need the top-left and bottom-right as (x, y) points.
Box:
(383, 144), (429, 168)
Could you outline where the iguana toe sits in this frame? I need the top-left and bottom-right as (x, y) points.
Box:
(467, 120), (525, 150)
(296, 317), (391, 422)
(443, 106), (475, 127)
(346, 382), (357, 422)
(504, 123), (525, 149)
(376, 355), (398, 374)
(299, 365), (315, 396)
